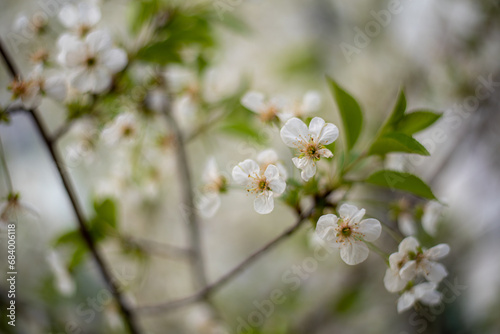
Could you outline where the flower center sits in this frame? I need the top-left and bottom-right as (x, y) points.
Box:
(247, 175), (270, 194)
(341, 226), (352, 237)
(259, 105), (278, 122)
(299, 137), (323, 160)
(122, 125), (135, 137)
(86, 57), (97, 67)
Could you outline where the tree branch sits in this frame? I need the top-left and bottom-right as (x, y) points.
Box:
(0, 38), (142, 334)
(161, 98), (207, 289)
(137, 207), (314, 315)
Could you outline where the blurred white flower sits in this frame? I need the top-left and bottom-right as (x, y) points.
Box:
(0, 193), (39, 224)
(46, 250), (75, 296)
(397, 282), (442, 313)
(422, 200), (444, 236)
(398, 237), (450, 283)
(241, 91), (286, 123)
(256, 149), (287, 180)
(59, 30), (127, 93)
(8, 78), (41, 109)
(101, 112), (139, 146)
(232, 159), (286, 214)
(316, 204), (381, 265)
(398, 212), (417, 236)
(280, 117), (339, 181)
(278, 91), (321, 122)
(197, 157), (227, 218)
(384, 237), (418, 293)
(58, 2), (101, 36)
(185, 304), (229, 334)
(13, 12), (48, 35)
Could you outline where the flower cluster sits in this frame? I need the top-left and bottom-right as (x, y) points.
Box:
(384, 236), (450, 312)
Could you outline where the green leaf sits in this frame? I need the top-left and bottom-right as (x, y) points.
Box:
(384, 89), (406, 130)
(128, 0), (160, 34)
(365, 170), (436, 199)
(54, 229), (81, 247)
(219, 121), (264, 144)
(326, 77), (363, 151)
(68, 245), (88, 271)
(93, 198), (117, 229)
(396, 110), (442, 135)
(369, 132), (430, 156)
(136, 39), (182, 65)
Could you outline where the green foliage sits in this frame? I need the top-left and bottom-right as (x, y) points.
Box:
(326, 77), (363, 152)
(368, 89), (440, 157)
(128, 0), (161, 34)
(396, 110), (442, 135)
(53, 198), (119, 270)
(333, 286), (363, 314)
(365, 170), (437, 200)
(368, 132), (430, 156)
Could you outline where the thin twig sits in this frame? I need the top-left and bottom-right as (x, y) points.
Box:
(137, 207), (314, 315)
(122, 235), (193, 260)
(0, 38), (142, 334)
(0, 134), (13, 194)
(161, 97), (207, 289)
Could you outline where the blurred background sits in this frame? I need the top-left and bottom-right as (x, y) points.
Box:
(1, 0), (500, 333)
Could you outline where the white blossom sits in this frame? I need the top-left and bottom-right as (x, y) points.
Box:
(316, 204), (381, 265)
(59, 30), (127, 93)
(241, 91), (286, 123)
(58, 2), (101, 36)
(397, 282), (442, 313)
(398, 212), (417, 236)
(101, 112), (139, 146)
(46, 250), (75, 296)
(280, 117), (339, 181)
(0, 193), (39, 224)
(197, 157), (226, 218)
(232, 159), (286, 214)
(278, 91), (321, 122)
(384, 237), (419, 292)
(398, 237), (450, 283)
(422, 201), (444, 236)
(256, 149), (288, 180)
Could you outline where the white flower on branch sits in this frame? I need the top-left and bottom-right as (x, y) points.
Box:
(397, 282), (442, 313)
(58, 2), (101, 36)
(197, 157), (227, 218)
(399, 237), (450, 283)
(232, 159), (286, 214)
(0, 193), (39, 224)
(46, 250), (75, 296)
(316, 204), (381, 265)
(59, 30), (127, 93)
(101, 112), (139, 146)
(280, 117), (339, 181)
(278, 90), (322, 122)
(241, 91), (286, 123)
(256, 149), (288, 181)
(384, 237), (418, 293)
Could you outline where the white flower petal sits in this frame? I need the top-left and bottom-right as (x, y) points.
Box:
(241, 91), (265, 113)
(318, 148), (333, 158)
(318, 123), (339, 145)
(64, 43), (88, 67)
(254, 192), (274, 214)
(399, 260), (417, 281)
(340, 240), (369, 265)
(422, 261), (448, 283)
(308, 117), (326, 142)
(86, 30), (112, 54)
(280, 117), (309, 148)
(398, 212), (417, 236)
(397, 291), (416, 313)
(79, 2), (101, 27)
(422, 201), (443, 236)
(277, 163), (288, 180)
(44, 75), (67, 101)
(256, 149), (278, 165)
(425, 243), (450, 260)
(232, 159), (259, 185)
(416, 283), (442, 305)
(202, 157), (219, 184)
(263, 164), (279, 180)
(389, 252), (406, 270)
(358, 218), (381, 242)
(398, 236), (419, 254)
(384, 268), (407, 293)
(59, 5), (79, 29)
(197, 192), (221, 218)
(300, 161), (316, 181)
(302, 91), (321, 113)
(315, 214), (338, 241)
(101, 48), (128, 74)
